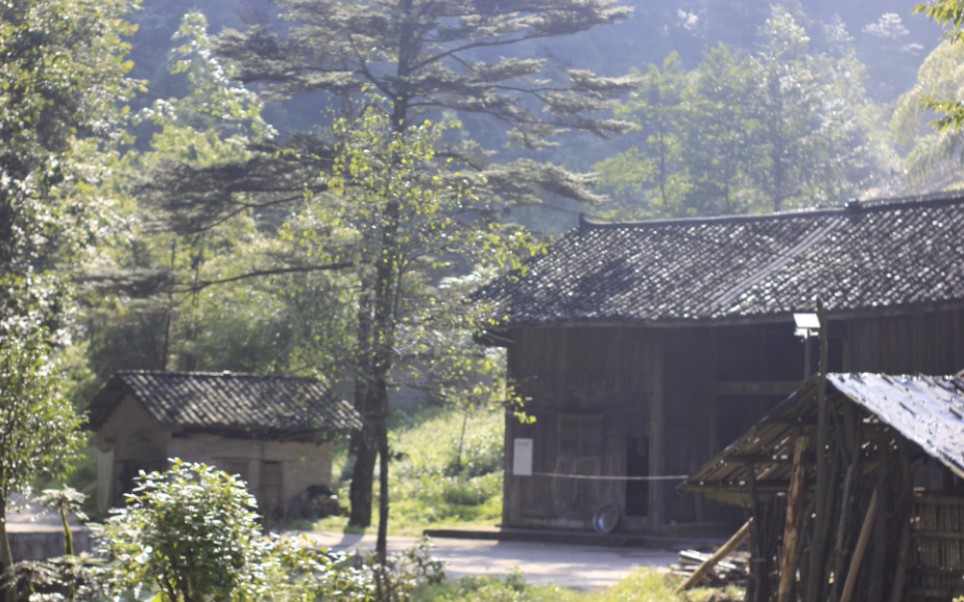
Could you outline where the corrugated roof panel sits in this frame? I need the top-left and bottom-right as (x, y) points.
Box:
(683, 373), (964, 498)
(829, 373), (964, 479)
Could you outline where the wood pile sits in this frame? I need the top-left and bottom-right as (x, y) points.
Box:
(672, 547), (750, 587)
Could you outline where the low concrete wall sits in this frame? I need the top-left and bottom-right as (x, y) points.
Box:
(10, 528), (91, 562)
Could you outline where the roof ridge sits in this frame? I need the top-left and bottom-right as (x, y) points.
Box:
(578, 190), (964, 230)
(117, 370), (318, 381)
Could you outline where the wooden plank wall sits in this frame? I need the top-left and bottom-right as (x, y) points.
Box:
(663, 331), (717, 525)
(504, 326), (658, 529)
(908, 492), (964, 598)
(844, 307), (964, 375)
(502, 306), (964, 533)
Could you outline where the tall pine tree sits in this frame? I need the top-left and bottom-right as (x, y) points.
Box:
(216, 0), (636, 540)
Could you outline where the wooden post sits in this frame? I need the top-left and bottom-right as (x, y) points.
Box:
(747, 464), (769, 602)
(679, 519), (753, 591)
(778, 436), (809, 602)
(840, 488), (879, 602)
(888, 514), (912, 602)
(648, 340), (665, 531)
(502, 405), (513, 527)
(806, 299), (830, 602)
(887, 452), (913, 602)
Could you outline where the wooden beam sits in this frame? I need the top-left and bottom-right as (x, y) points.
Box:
(911, 530), (964, 541)
(840, 488), (879, 602)
(774, 416), (817, 426)
(685, 481), (792, 493)
(729, 454), (792, 464)
(678, 519), (753, 591)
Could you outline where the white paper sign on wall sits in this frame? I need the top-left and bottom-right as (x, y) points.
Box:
(513, 438), (533, 476)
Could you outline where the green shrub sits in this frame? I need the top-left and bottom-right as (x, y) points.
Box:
(93, 460), (446, 601)
(93, 459), (274, 601)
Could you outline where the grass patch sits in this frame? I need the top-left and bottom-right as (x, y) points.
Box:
(413, 568), (743, 601)
(316, 403), (505, 535)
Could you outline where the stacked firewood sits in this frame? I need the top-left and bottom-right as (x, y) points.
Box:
(671, 547), (750, 587)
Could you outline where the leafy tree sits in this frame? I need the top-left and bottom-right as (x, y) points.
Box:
(914, 0), (964, 130)
(86, 11), (338, 378)
(595, 7), (888, 218)
(682, 43), (760, 215)
(752, 6), (837, 211)
(285, 106), (539, 558)
(0, 0), (138, 335)
(750, 8), (892, 210)
(892, 40), (964, 188)
(593, 53), (690, 218)
(214, 0), (636, 539)
(903, 0), (964, 188)
(0, 330), (84, 602)
(0, 3), (135, 597)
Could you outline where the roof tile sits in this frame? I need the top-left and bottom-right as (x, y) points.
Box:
(87, 371), (362, 437)
(480, 194), (964, 325)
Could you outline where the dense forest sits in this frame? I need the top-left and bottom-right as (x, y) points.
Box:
(3, 0), (964, 580)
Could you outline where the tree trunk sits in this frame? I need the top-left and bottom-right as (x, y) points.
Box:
(349, 287), (375, 528)
(349, 196), (401, 533)
(348, 430), (376, 527)
(0, 496), (15, 602)
(376, 416), (390, 562)
(369, 239), (398, 560)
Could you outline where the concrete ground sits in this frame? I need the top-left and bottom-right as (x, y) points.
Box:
(292, 531), (679, 589)
(9, 494), (680, 590)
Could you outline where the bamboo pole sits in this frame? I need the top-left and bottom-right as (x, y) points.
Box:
(840, 488), (879, 602)
(679, 518), (753, 591)
(778, 436), (810, 602)
(830, 461), (858, 601)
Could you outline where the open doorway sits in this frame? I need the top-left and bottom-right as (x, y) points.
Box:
(625, 436), (649, 516)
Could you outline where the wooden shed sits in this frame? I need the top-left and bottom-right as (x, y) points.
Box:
(476, 192), (964, 534)
(87, 371), (362, 516)
(682, 373), (964, 601)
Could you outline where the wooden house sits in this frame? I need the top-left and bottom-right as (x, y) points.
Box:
(476, 193), (964, 534)
(681, 373), (964, 601)
(87, 371), (362, 516)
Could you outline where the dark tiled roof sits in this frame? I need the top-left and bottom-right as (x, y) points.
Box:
(682, 373), (964, 502)
(88, 371), (362, 438)
(480, 194), (964, 326)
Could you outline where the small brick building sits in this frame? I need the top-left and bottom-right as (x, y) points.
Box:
(87, 370), (362, 516)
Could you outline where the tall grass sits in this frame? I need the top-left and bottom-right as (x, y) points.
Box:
(322, 404), (505, 533)
(413, 567), (743, 601)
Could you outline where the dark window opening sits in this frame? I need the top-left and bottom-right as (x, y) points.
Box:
(558, 414), (603, 457)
